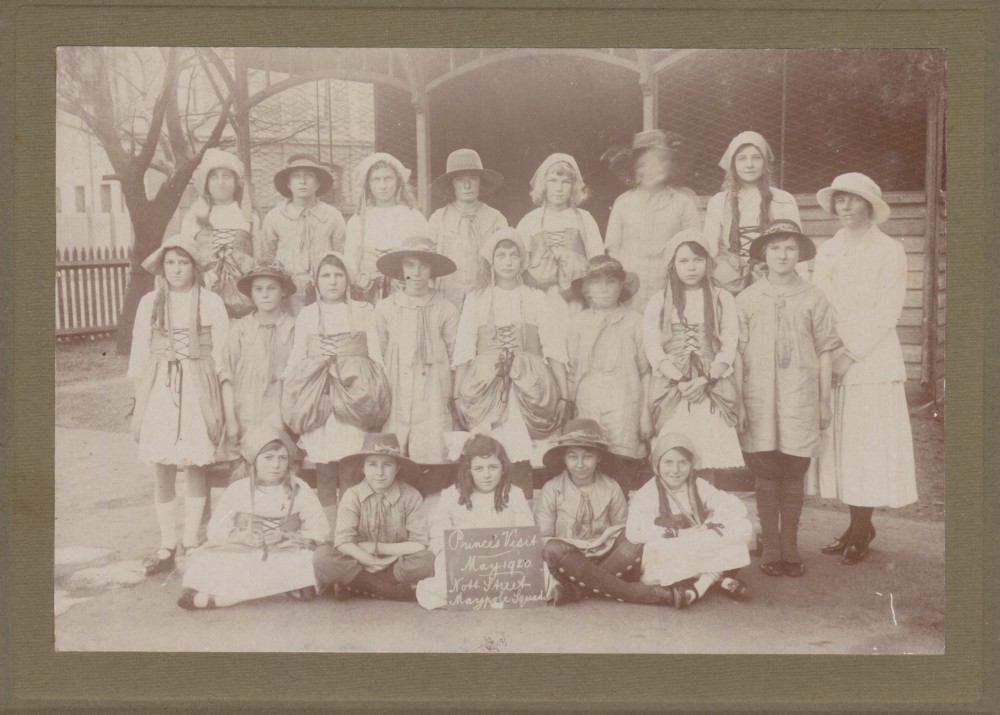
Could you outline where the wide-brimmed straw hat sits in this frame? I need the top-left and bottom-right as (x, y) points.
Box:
(236, 260), (297, 297)
(747, 219), (816, 263)
(571, 255), (639, 304)
(141, 234), (211, 275)
(718, 131), (774, 172)
(479, 227), (527, 265)
(192, 148), (245, 197)
(431, 149), (504, 200)
(542, 419), (621, 475)
(240, 425), (296, 466)
(649, 432), (699, 474)
(273, 155), (335, 199)
(815, 172), (891, 225)
(339, 433), (419, 482)
(375, 235), (458, 281)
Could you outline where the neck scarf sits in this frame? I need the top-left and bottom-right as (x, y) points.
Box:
(571, 488), (595, 540)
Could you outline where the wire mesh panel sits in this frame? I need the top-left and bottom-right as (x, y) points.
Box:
(246, 70), (415, 217)
(656, 49), (934, 196)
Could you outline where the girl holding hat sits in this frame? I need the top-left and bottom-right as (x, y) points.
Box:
(374, 235), (461, 466)
(182, 148), (262, 317)
(223, 261), (297, 449)
(259, 155), (347, 316)
(281, 252), (390, 518)
(415, 434), (536, 610)
(566, 255), (652, 492)
(810, 173), (918, 565)
(127, 235), (235, 576)
(428, 148), (509, 310)
(178, 426), (329, 609)
(534, 419), (675, 606)
(703, 131), (803, 294)
(605, 130), (702, 313)
(626, 432), (752, 608)
(344, 152), (429, 304)
(735, 220), (841, 577)
(516, 153), (604, 325)
(452, 227), (569, 497)
(643, 229), (744, 482)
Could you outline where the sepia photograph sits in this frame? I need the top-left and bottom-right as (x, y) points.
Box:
(53, 46), (946, 654)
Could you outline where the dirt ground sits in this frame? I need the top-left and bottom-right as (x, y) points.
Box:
(53, 337), (945, 653)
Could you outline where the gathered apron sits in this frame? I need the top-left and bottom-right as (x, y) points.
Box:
(282, 329), (391, 435)
(456, 322), (560, 439)
(526, 217), (590, 298)
(649, 322), (738, 431)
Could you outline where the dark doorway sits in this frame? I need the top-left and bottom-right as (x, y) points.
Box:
(428, 55), (643, 235)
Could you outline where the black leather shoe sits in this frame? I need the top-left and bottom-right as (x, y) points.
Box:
(840, 542), (869, 565)
(821, 527), (852, 555)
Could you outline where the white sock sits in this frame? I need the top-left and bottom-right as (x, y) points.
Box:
(154, 500), (177, 551)
(693, 571), (721, 598)
(182, 496), (207, 548)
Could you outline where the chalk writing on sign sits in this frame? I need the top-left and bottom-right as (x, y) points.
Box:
(444, 526), (547, 611)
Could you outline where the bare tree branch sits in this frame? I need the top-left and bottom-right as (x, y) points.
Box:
(134, 48), (178, 174)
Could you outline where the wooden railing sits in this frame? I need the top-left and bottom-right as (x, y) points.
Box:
(56, 247), (132, 339)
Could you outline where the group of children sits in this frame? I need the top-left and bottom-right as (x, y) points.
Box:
(127, 129), (918, 611)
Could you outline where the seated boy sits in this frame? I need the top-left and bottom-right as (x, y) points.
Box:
(312, 433), (434, 601)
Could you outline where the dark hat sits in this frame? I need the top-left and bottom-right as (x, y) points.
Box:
(571, 255), (639, 304)
(631, 130), (684, 157)
(430, 149), (504, 200)
(542, 419), (621, 475)
(748, 219), (816, 263)
(273, 155), (335, 199)
(236, 260), (297, 297)
(338, 433), (419, 482)
(375, 235), (458, 281)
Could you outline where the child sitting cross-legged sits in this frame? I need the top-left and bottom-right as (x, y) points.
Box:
(534, 419), (674, 606)
(178, 426), (329, 609)
(312, 433), (434, 601)
(625, 432), (752, 609)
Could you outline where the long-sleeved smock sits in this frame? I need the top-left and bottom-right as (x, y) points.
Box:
(533, 471), (628, 557)
(281, 299), (386, 463)
(375, 289), (460, 463)
(415, 484), (536, 610)
(567, 306), (650, 459)
(428, 201), (508, 310)
(344, 205), (430, 300)
(703, 186), (806, 292)
(810, 224), (908, 385)
(605, 187), (701, 312)
(128, 286), (229, 466)
(736, 275), (841, 457)
(625, 476), (751, 586)
(260, 200), (346, 315)
(224, 309), (296, 436)
(452, 284), (567, 464)
(183, 475), (328, 601)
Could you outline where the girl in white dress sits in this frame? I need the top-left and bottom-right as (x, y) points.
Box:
(643, 229), (744, 482)
(344, 152), (429, 304)
(415, 434), (536, 609)
(128, 235), (234, 576)
(516, 153), (604, 326)
(626, 432), (751, 608)
(178, 426), (329, 609)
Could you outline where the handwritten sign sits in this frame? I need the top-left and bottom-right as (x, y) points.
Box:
(443, 526), (547, 611)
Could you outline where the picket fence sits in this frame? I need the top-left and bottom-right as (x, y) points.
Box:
(56, 246), (132, 339)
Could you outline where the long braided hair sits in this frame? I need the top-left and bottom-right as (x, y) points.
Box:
(455, 434), (513, 513)
(150, 247), (204, 334)
(662, 240), (717, 340)
(722, 143), (774, 255)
